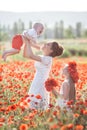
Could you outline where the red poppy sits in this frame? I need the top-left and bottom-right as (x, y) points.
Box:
(45, 85), (53, 92)
(35, 94), (42, 99)
(50, 123), (59, 129)
(45, 78), (58, 92)
(7, 104), (17, 111)
(75, 125), (84, 130)
(0, 118), (5, 122)
(67, 123), (74, 129)
(60, 125), (68, 130)
(0, 76), (2, 81)
(0, 65), (3, 73)
(19, 124), (28, 130)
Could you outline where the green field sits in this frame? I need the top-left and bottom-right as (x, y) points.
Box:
(0, 38), (87, 59)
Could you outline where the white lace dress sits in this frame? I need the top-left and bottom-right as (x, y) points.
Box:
(28, 55), (52, 110)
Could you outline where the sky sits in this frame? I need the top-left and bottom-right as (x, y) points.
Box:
(0, 0), (87, 12)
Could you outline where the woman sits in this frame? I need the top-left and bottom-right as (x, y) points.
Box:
(23, 39), (63, 110)
(53, 61), (79, 109)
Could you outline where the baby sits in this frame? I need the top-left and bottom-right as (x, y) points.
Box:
(2, 22), (44, 61)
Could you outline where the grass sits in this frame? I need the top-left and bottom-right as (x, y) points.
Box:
(41, 38), (87, 50)
(1, 38), (87, 50)
(0, 38), (87, 61)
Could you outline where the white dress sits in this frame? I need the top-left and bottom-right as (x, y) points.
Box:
(28, 55), (52, 110)
(56, 80), (69, 109)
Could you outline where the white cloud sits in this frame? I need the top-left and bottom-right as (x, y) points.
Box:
(0, 0), (87, 12)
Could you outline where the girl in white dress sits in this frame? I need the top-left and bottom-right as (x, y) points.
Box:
(23, 39), (63, 110)
(53, 61), (79, 109)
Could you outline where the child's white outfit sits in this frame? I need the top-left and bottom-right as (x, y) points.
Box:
(12, 28), (37, 50)
(22, 28), (38, 40)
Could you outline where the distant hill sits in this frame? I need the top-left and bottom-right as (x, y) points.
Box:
(0, 11), (87, 28)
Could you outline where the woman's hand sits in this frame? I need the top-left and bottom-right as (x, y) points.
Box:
(23, 39), (41, 62)
(23, 36), (30, 44)
(24, 32), (34, 41)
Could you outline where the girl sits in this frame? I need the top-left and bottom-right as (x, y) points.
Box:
(53, 61), (79, 109)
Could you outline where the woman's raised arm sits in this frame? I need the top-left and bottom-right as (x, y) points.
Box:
(23, 36), (40, 50)
(23, 39), (41, 62)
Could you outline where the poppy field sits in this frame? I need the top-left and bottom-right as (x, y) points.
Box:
(0, 56), (87, 130)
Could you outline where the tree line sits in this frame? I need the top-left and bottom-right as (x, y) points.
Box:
(0, 19), (87, 41)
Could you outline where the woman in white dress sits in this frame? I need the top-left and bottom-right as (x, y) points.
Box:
(23, 39), (63, 110)
(53, 61), (79, 109)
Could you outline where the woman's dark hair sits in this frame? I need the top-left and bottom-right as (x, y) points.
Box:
(50, 42), (63, 57)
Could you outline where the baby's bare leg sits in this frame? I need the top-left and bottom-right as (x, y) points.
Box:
(2, 48), (20, 61)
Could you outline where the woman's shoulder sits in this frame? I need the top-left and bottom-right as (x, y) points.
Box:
(42, 55), (52, 61)
(40, 55), (52, 65)
(40, 55), (52, 60)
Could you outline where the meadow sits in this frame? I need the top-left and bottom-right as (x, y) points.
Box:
(1, 38), (87, 58)
(0, 39), (87, 130)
